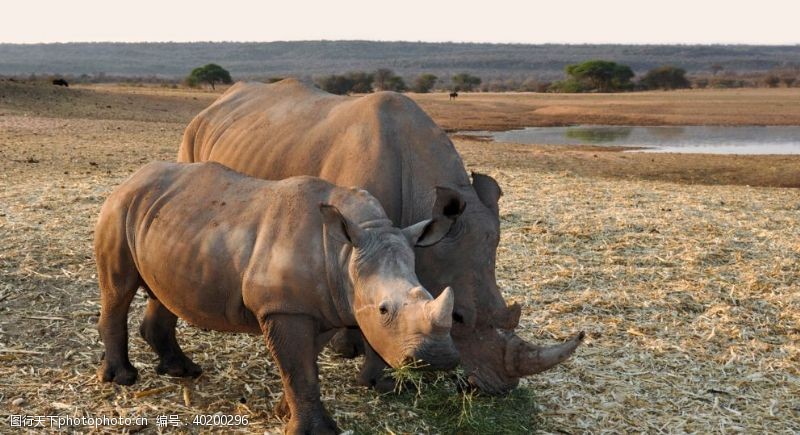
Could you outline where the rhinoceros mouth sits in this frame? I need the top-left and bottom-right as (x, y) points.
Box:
(409, 337), (460, 370)
(457, 327), (585, 395)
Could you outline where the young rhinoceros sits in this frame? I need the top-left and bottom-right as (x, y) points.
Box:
(95, 161), (459, 434)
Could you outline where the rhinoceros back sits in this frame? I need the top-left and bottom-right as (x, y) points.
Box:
(179, 79), (471, 226)
(100, 161), (389, 331)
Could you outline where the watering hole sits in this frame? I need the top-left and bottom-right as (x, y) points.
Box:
(461, 125), (800, 154)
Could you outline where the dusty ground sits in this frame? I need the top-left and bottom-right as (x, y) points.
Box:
(1, 82), (799, 433)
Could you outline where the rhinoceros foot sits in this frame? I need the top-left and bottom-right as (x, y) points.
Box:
(286, 412), (338, 435)
(155, 355), (202, 378)
(97, 359), (138, 385)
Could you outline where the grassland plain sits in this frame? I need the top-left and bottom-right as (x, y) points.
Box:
(0, 82), (798, 433)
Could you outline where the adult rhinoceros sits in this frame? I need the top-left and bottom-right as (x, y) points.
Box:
(178, 79), (583, 394)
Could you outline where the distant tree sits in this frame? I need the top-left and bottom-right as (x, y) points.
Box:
(412, 73), (438, 93)
(764, 74), (781, 88)
(373, 68), (394, 91)
(781, 75), (796, 87)
(710, 64), (724, 76)
(186, 63), (232, 90)
(316, 74), (352, 95)
(347, 72), (375, 93)
(372, 68), (407, 92)
(386, 76), (407, 92)
(639, 65), (691, 90)
(451, 73), (482, 91)
(565, 60), (634, 92)
(315, 72), (374, 95)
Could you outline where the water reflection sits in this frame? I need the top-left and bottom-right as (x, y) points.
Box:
(465, 125), (800, 155)
(565, 127), (632, 143)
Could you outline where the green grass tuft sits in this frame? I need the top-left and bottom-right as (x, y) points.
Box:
(344, 363), (538, 434)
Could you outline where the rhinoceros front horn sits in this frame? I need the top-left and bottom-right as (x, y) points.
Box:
(504, 331), (585, 377)
(425, 287), (454, 330)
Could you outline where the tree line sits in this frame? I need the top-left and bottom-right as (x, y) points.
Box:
(23, 60), (796, 94)
(3, 42), (797, 81)
(313, 70), (485, 95)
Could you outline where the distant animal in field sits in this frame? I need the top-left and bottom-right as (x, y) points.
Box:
(449, 91), (458, 100)
(52, 78), (69, 87)
(95, 161), (458, 434)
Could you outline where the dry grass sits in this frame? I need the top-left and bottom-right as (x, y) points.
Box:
(410, 88), (800, 131)
(1, 82), (799, 433)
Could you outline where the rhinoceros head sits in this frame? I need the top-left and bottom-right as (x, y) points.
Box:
(320, 204), (459, 370)
(413, 174), (584, 393)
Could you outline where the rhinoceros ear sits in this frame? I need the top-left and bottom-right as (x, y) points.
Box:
(471, 172), (502, 216)
(320, 204), (364, 247)
(433, 186), (466, 221)
(410, 187), (464, 245)
(403, 218), (449, 247)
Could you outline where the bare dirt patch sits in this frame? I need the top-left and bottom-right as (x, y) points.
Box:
(454, 138), (800, 188)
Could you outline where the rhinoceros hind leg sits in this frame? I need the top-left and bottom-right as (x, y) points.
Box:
(139, 297), (202, 378)
(328, 328), (365, 359)
(96, 247), (140, 385)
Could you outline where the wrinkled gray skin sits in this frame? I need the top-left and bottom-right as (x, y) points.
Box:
(94, 162), (458, 434)
(178, 79), (583, 394)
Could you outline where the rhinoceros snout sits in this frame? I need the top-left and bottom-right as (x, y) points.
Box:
(408, 338), (460, 370)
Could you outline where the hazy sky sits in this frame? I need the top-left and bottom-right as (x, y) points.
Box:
(2, 0), (799, 44)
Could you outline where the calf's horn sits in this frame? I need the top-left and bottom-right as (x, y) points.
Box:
(504, 331), (585, 377)
(425, 287), (454, 330)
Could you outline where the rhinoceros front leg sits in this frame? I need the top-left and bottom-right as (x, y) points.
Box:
(357, 337), (396, 393)
(139, 296), (202, 378)
(261, 314), (338, 435)
(331, 330), (395, 392)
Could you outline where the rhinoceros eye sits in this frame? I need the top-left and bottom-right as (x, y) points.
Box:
(379, 302), (390, 316)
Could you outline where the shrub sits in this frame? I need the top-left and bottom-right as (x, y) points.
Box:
(315, 72), (375, 95)
(372, 69), (406, 92)
(412, 73), (438, 93)
(639, 65), (691, 90)
(547, 78), (587, 93)
(348, 72), (375, 93)
(764, 75), (781, 88)
(451, 73), (482, 92)
(564, 60), (634, 92)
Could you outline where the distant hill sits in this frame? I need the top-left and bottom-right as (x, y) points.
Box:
(1, 41), (798, 81)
